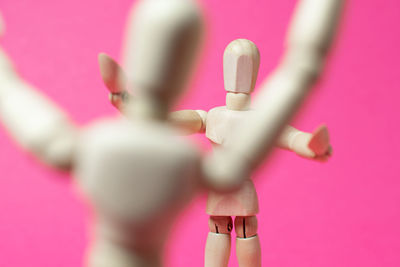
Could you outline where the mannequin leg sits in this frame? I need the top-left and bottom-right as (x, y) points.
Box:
(87, 237), (161, 267)
(204, 216), (233, 267)
(234, 216), (261, 267)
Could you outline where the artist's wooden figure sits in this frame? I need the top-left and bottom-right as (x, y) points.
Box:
(202, 39), (332, 267)
(102, 0), (342, 266)
(0, 1), (206, 266)
(0, 0), (342, 266)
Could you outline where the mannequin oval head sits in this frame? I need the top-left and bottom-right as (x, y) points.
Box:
(223, 39), (260, 94)
(123, 0), (204, 117)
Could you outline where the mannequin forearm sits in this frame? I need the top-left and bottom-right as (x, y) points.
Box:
(0, 48), (77, 170)
(276, 125), (308, 150)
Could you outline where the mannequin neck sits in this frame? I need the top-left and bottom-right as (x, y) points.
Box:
(124, 97), (169, 122)
(225, 92), (251, 111)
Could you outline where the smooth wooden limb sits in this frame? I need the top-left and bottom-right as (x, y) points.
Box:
(204, 232), (231, 267)
(288, 0), (344, 54)
(0, 48), (77, 170)
(88, 236), (161, 267)
(168, 109), (206, 134)
(236, 235), (261, 267)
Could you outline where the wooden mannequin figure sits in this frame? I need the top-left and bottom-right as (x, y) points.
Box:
(101, 0), (342, 264)
(0, 1), (208, 266)
(102, 39), (332, 267)
(0, 0), (343, 266)
(202, 39), (332, 267)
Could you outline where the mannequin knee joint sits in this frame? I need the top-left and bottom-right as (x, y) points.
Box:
(235, 216), (257, 238)
(208, 216), (233, 234)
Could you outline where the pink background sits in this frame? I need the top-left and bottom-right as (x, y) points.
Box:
(0, 0), (399, 266)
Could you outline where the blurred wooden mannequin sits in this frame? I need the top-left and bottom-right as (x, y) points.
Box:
(0, 1), (206, 266)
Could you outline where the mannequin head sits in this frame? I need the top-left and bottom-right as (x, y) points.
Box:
(223, 39), (260, 110)
(123, 0), (204, 119)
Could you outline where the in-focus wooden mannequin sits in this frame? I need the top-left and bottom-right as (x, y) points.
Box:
(103, 38), (333, 267)
(202, 39), (332, 267)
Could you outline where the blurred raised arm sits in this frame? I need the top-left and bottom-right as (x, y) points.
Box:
(0, 38), (78, 170)
(203, 0), (343, 189)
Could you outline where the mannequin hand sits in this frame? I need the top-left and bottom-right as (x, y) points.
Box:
(291, 125), (332, 161)
(307, 125), (332, 161)
(98, 53), (131, 109)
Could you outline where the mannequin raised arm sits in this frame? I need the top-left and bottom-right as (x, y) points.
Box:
(203, 0), (343, 189)
(0, 23), (77, 170)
